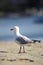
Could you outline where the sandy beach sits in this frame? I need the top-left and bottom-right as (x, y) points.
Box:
(0, 42), (43, 65)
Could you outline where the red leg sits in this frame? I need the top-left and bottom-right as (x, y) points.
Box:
(23, 46), (25, 53)
(18, 46), (22, 53)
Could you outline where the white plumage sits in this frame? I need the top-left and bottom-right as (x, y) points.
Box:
(10, 26), (33, 53)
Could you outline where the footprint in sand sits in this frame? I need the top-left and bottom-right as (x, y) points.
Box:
(41, 54), (43, 56)
(0, 58), (5, 61)
(0, 51), (8, 53)
(19, 58), (34, 62)
(7, 59), (16, 62)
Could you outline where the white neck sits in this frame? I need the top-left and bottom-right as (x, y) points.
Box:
(14, 29), (21, 37)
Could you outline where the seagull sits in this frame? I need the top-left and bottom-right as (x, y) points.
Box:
(10, 26), (33, 53)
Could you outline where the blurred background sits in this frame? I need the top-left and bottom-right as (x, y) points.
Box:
(0, 0), (43, 41)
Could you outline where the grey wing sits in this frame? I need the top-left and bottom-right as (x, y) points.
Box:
(16, 37), (28, 44)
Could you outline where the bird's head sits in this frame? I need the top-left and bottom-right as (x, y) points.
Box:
(10, 26), (19, 32)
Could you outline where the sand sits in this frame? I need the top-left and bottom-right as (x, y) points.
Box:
(0, 42), (43, 65)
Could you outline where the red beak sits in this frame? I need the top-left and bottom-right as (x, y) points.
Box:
(10, 29), (14, 31)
